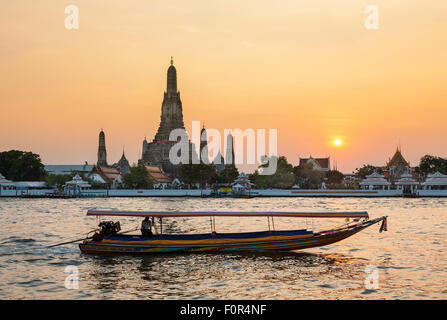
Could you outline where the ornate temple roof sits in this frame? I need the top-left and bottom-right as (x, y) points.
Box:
(64, 174), (91, 188)
(387, 147), (409, 168)
(421, 171), (447, 186)
(396, 172), (419, 185)
(299, 156), (330, 171)
(118, 151), (128, 162)
(232, 173), (254, 188)
(359, 172), (391, 186)
(145, 165), (171, 184)
(0, 173), (15, 187)
(89, 165), (121, 184)
(113, 149), (130, 175)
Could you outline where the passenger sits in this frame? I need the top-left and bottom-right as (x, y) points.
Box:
(141, 217), (153, 237)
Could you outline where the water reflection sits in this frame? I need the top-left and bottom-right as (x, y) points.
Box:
(0, 197), (446, 299)
(87, 256), (124, 291)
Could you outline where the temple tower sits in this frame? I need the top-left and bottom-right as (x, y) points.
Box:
(142, 137), (148, 158)
(200, 125), (209, 164)
(97, 129), (107, 166)
(141, 58), (193, 177)
(153, 57), (185, 142)
(225, 133), (235, 166)
(113, 147), (130, 175)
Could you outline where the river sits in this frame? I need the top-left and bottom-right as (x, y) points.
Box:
(0, 197), (445, 299)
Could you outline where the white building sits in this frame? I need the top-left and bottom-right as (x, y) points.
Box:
(232, 173), (254, 191)
(421, 172), (447, 190)
(395, 172), (419, 193)
(359, 172), (391, 190)
(64, 174), (91, 194)
(0, 173), (15, 191)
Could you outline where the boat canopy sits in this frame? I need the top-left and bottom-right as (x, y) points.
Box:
(86, 210), (369, 219)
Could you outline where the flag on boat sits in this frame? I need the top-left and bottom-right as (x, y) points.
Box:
(379, 217), (388, 232)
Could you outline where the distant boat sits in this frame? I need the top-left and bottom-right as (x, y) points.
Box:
(231, 191), (255, 198)
(20, 192), (75, 199)
(79, 210), (387, 254)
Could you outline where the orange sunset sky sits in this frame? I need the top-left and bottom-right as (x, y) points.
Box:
(1, 1), (446, 173)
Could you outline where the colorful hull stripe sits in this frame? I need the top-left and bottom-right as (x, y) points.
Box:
(79, 217), (386, 254)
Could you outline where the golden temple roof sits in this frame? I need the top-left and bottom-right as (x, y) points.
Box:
(386, 147), (409, 168)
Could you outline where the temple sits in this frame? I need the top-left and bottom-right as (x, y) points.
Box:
(299, 156), (331, 171)
(113, 148), (131, 175)
(359, 172), (391, 190)
(153, 57), (185, 141)
(225, 133), (235, 165)
(88, 129), (125, 188)
(213, 151), (225, 173)
(88, 165), (122, 189)
(140, 58), (196, 177)
(97, 129), (107, 166)
(0, 173), (15, 192)
(421, 172), (447, 190)
(64, 174), (91, 194)
(396, 171), (419, 194)
(200, 125), (209, 164)
(144, 165), (171, 189)
(384, 146), (412, 181)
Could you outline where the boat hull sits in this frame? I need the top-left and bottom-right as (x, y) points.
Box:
(79, 217), (385, 254)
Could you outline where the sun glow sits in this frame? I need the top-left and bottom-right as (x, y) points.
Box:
(334, 139), (342, 146)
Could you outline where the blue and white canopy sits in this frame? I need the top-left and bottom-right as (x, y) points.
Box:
(87, 210), (369, 219)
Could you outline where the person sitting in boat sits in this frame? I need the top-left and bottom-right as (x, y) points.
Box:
(141, 217), (153, 237)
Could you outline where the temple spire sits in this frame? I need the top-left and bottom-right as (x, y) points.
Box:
(97, 129), (107, 166)
(167, 57), (177, 93)
(200, 124), (209, 164)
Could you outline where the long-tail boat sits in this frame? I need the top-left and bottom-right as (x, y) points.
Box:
(79, 210), (387, 254)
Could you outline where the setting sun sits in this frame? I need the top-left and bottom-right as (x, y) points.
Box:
(334, 139), (342, 147)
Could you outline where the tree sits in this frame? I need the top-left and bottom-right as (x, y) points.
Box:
(293, 162), (324, 189)
(178, 163), (217, 187)
(252, 156), (295, 189)
(45, 173), (73, 189)
(123, 165), (154, 189)
(217, 165), (239, 184)
(0, 150), (46, 181)
(415, 155), (447, 178)
(325, 170), (344, 185)
(354, 164), (382, 179)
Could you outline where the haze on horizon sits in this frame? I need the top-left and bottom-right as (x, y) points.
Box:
(1, 1), (446, 173)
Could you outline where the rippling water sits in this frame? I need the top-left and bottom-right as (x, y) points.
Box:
(0, 197), (446, 299)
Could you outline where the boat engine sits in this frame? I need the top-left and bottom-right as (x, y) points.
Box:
(92, 221), (121, 241)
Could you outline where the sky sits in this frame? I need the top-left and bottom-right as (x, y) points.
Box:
(0, 0), (446, 173)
